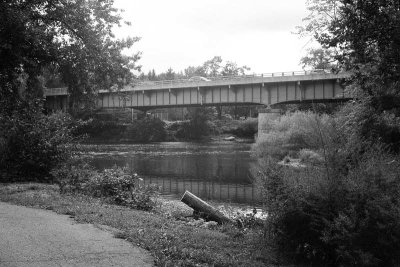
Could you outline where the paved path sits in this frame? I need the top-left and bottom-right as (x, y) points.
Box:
(0, 202), (154, 267)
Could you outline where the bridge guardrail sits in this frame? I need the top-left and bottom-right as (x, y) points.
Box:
(134, 70), (334, 87)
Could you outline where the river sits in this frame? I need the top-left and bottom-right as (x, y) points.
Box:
(80, 141), (261, 205)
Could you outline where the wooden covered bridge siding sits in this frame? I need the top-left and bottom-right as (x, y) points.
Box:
(96, 78), (346, 110)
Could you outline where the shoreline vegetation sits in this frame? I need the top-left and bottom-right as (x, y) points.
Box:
(0, 183), (273, 267)
(74, 115), (258, 144)
(252, 110), (400, 266)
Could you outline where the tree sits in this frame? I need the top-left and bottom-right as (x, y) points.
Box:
(298, 0), (400, 150)
(158, 67), (175, 80)
(203, 56), (222, 77)
(300, 48), (336, 70)
(182, 108), (213, 140)
(0, 0), (140, 179)
(183, 66), (207, 78)
(221, 61), (250, 76)
(0, 0), (141, 113)
(298, 0), (400, 103)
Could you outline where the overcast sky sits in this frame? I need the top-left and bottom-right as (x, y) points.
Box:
(113, 0), (311, 75)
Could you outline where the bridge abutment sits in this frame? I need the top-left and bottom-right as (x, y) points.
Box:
(257, 108), (281, 140)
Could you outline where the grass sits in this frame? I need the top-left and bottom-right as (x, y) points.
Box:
(0, 183), (278, 267)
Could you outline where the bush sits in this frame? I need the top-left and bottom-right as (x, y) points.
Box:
(253, 104), (400, 266)
(230, 118), (258, 137)
(75, 117), (167, 143)
(54, 164), (159, 211)
(298, 149), (324, 164)
(74, 119), (126, 140)
(180, 108), (213, 140)
(258, 148), (400, 266)
(51, 162), (96, 193)
(1, 111), (77, 181)
(124, 117), (166, 142)
(336, 100), (400, 156)
(256, 136), (400, 266)
(253, 111), (336, 160)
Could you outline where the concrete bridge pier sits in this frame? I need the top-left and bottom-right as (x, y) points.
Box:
(257, 108), (281, 140)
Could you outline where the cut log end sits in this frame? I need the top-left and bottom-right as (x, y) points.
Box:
(181, 191), (233, 224)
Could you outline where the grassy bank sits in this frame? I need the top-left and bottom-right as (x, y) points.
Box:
(0, 183), (277, 267)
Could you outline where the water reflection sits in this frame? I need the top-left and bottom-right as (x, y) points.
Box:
(81, 142), (261, 204)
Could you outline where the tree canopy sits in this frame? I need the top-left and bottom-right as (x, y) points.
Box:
(297, 0), (400, 151)
(299, 48), (336, 70)
(0, 0), (141, 179)
(298, 0), (400, 109)
(139, 56), (250, 81)
(0, 0), (141, 111)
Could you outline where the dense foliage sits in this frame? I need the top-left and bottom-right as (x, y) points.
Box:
(258, 149), (400, 266)
(74, 117), (166, 143)
(254, 2), (400, 264)
(298, 0), (400, 137)
(254, 111), (335, 160)
(179, 108), (214, 140)
(139, 56), (250, 81)
(1, 0), (140, 110)
(225, 118), (258, 138)
(0, 0), (139, 179)
(254, 111), (400, 266)
(124, 117), (167, 143)
(53, 164), (159, 211)
(0, 105), (78, 181)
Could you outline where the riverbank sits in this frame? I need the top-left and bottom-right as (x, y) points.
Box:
(0, 183), (277, 266)
(78, 118), (258, 144)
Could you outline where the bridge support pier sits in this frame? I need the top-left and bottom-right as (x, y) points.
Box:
(257, 108), (281, 140)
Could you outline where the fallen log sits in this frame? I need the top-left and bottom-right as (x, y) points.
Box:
(181, 191), (233, 224)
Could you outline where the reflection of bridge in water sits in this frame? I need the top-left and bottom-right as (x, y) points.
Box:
(143, 176), (260, 205)
(44, 70), (350, 111)
(85, 142), (259, 204)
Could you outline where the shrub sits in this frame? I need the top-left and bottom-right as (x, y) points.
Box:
(253, 105), (400, 266)
(74, 119), (126, 140)
(253, 111), (336, 160)
(54, 164), (159, 211)
(336, 100), (400, 155)
(0, 111), (78, 181)
(180, 108), (213, 140)
(298, 149), (324, 164)
(51, 162), (96, 193)
(230, 118), (258, 137)
(256, 143), (400, 266)
(124, 117), (166, 142)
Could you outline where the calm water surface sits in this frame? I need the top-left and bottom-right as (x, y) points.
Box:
(80, 142), (261, 205)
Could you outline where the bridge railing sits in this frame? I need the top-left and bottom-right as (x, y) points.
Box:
(135, 69), (332, 87)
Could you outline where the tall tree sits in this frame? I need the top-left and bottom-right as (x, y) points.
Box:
(298, 0), (400, 106)
(0, 0), (141, 178)
(221, 61), (250, 76)
(184, 66), (207, 78)
(300, 48), (336, 70)
(298, 0), (400, 150)
(203, 56), (222, 77)
(0, 0), (141, 113)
